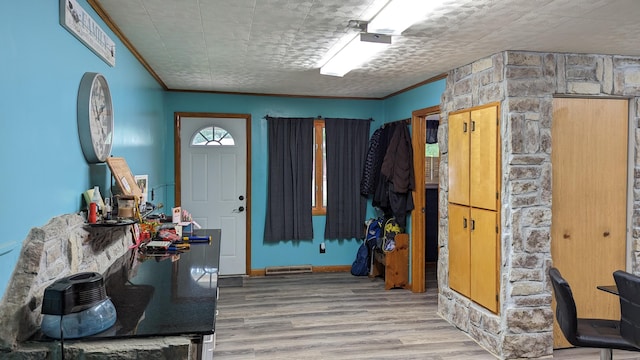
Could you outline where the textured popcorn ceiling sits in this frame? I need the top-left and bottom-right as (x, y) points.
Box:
(93, 0), (640, 98)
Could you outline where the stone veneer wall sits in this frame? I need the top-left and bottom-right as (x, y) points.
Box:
(438, 51), (640, 359)
(0, 214), (195, 359)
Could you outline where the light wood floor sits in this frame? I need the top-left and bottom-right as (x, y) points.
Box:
(213, 269), (640, 359)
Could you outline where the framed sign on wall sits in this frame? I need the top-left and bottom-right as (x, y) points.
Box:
(60, 0), (116, 66)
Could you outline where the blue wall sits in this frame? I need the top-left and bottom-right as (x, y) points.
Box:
(0, 1), (165, 296)
(384, 80), (445, 121)
(163, 93), (385, 269)
(164, 79), (445, 271)
(0, 1), (446, 299)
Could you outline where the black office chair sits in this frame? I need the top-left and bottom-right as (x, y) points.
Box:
(613, 270), (640, 349)
(549, 267), (639, 358)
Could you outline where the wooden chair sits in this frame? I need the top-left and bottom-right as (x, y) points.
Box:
(613, 270), (640, 349)
(549, 267), (638, 360)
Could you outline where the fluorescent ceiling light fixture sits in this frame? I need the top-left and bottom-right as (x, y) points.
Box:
(368, 0), (448, 35)
(320, 33), (391, 77)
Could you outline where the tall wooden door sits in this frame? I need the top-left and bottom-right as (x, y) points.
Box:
(551, 98), (628, 348)
(410, 105), (440, 293)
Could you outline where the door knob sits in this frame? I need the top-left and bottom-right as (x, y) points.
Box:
(238, 206), (245, 212)
(239, 195), (244, 200)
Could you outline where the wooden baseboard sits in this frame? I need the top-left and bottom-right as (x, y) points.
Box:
(250, 269), (266, 276)
(250, 265), (350, 277)
(313, 265), (351, 273)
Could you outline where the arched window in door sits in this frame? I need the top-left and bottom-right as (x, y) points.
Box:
(191, 125), (235, 146)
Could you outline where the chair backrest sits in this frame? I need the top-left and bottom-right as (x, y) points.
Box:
(613, 270), (640, 348)
(549, 267), (579, 345)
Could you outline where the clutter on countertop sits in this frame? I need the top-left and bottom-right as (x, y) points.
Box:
(121, 206), (210, 262)
(80, 185), (206, 260)
(172, 206), (201, 236)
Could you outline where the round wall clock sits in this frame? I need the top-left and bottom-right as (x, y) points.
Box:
(77, 72), (114, 163)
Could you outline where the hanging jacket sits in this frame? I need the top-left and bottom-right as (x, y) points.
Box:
(361, 126), (392, 196)
(376, 122), (414, 227)
(380, 122), (414, 193)
(426, 119), (438, 144)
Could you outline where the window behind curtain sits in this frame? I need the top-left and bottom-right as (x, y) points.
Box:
(312, 120), (326, 214)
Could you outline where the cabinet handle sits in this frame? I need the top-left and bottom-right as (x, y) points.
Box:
(463, 218), (467, 229)
(471, 219), (475, 231)
(471, 120), (476, 131)
(463, 122), (467, 133)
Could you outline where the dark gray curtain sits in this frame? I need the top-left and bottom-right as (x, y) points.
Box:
(324, 118), (371, 239)
(264, 117), (315, 242)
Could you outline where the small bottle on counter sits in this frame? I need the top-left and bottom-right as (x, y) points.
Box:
(88, 203), (97, 223)
(91, 186), (103, 222)
(104, 197), (112, 220)
(92, 186), (102, 213)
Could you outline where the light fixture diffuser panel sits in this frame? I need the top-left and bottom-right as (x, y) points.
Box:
(367, 0), (447, 35)
(320, 34), (391, 77)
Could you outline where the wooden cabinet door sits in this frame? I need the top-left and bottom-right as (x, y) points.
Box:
(470, 106), (498, 211)
(448, 111), (470, 206)
(470, 208), (499, 313)
(449, 203), (470, 297)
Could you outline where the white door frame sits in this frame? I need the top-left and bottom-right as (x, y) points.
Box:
(174, 112), (252, 275)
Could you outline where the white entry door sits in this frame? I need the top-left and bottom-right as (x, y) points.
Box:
(180, 117), (247, 275)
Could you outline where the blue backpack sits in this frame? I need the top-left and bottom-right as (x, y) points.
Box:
(365, 218), (383, 248)
(351, 218), (384, 276)
(351, 241), (370, 276)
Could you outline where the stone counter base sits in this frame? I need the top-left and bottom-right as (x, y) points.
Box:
(2, 336), (197, 360)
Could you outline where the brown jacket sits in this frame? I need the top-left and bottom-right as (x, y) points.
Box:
(380, 122), (414, 193)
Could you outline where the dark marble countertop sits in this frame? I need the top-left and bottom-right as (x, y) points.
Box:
(35, 228), (221, 341)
